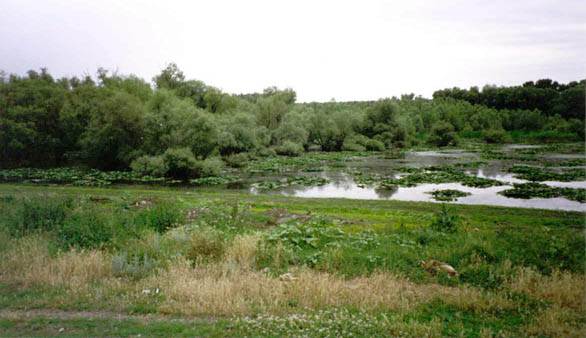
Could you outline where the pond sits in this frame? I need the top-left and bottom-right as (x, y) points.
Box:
(240, 144), (585, 211)
(2, 144), (583, 211)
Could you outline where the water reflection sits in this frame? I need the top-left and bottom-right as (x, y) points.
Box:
(244, 145), (585, 211)
(257, 180), (585, 212)
(374, 185), (398, 199)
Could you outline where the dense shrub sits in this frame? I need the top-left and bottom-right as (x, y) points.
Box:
(483, 129), (511, 144)
(224, 152), (250, 168)
(162, 147), (197, 179)
(342, 141), (366, 152)
(275, 141), (304, 157)
(134, 202), (184, 233)
(193, 157), (224, 177)
(2, 196), (74, 237)
(567, 118), (585, 139)
(58, 208), (116, 249)
(365, 139), (386, 151)
(342, 135), (367, 152)
(427, 121), (459, 147)
(0, 196), (186, 249)
(430, 204), (460, 233)
(130, 155), (168, 177)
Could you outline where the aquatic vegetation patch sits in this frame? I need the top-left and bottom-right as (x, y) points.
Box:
(0, 167), (167, 186)
(459, 176), (504, 188)
(302, 166), (325, 172)
(244, 152), (364, 174)
(480, 151), (538, 162)
(380, 171), (457, 188)
(507, 166), (585, 182)
(254, 181), (288, 189)
(353, 175), (386, 186)
(513, 143), (583, 155)
(427, 190), (471, 202)
(544, 158), (585, 167)
(380, 151), (406, 159)
(453, 161), (489, 168)
(499, 183), (586, 203)
(394, 167), (421, 173)
(254, 176), (329, 189)
(0, 167), (241, 186)
(288, 176), (329, 186)
(189, 176), (239, 185)
(353, 166), (503, 189)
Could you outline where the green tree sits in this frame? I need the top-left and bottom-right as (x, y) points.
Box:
(79, 91), (146, 169)
(153, 63), (185, 90)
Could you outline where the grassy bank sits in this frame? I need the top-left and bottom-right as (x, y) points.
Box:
(0, 184), (584, 337)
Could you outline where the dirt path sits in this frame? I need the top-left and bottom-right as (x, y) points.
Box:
(0, 308), (217, 323)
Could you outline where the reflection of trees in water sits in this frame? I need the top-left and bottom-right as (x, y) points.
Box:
(284, 178), (355, 195)
(375, 185), (398, 199)
(227, 182), (248, 190)
(478, 166), (503, 178)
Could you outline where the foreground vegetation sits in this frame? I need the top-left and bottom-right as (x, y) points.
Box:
(0, 184), (584, 337)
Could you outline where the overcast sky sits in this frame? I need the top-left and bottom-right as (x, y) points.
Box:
(1, 0), (584, 102)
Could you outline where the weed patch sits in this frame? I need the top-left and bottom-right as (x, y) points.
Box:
(507, 166), (585, 182)
(499, 183), (586, 203)
(427, 189), (471, 202)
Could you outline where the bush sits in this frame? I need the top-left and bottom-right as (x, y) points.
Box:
(365, 139), (386, 151)
(275, 141), (304, 157)
(162, 147), (197, 179)
(130, 155), (168, 177)
(430, 204), (460, 233)
(342, 141), (366, 152)
(193, 157), (224, 177)
(134, 202), (184, 233)
(58, 208), (115, 249)
(567, 118), (585, 140)
(4, 196), (74, 236)
(224, 152), (250, 168)
(483, 129), (511, 144)
(428, 121), (459, 147)
(255, 147), (276, 158)
(342, 134), (385, 152)
(187, 229), (225, 262)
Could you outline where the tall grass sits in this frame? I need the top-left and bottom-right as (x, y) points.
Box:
(0, 195), (185, 250)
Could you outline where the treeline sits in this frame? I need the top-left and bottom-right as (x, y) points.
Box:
(433, 79), (585, 119)
(0, 64), (584, 177)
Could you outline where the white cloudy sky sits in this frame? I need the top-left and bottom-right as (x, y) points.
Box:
(1, 0), (584, 102)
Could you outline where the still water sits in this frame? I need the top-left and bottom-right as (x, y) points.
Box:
(246, 146), (586, 212)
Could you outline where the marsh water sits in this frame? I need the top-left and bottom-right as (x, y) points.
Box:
(236, 145), (585, 212)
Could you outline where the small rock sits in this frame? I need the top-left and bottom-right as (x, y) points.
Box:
(59, 328), (65, 332)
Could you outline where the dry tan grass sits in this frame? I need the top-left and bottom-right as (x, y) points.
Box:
(223, 233), (260, 270)
(142, 257), (514, 317)
(507, 267), (585, 310)
(0, 235), (110, 288)
(522, 304), (586, 337)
